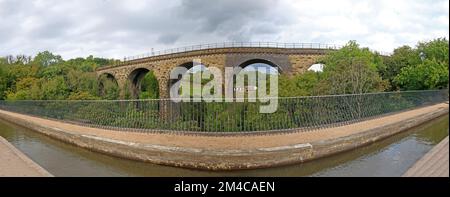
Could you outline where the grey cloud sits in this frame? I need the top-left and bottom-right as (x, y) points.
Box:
(157, 34), (181, 44)
(0, 0), (448, 59)
(31, 18), (74, 40)
(0, 0), (292, 57)
(176, 0), (287, 40)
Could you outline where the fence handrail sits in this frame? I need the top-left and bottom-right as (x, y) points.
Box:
(0, 89), (445, 102)
(1, 90), (447, 134)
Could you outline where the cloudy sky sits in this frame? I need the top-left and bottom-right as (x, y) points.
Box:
(0, 0), (448, 59)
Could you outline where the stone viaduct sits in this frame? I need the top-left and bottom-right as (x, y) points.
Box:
(96, 43), (334, 98)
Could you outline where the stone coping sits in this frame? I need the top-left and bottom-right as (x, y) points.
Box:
(0, 136), (52, 177)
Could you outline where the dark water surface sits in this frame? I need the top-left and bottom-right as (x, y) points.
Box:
(0, 115), (448, 177)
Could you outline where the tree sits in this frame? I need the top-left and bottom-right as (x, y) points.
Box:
(417, 38), (449, 65)
(38, 64), (66, 79)
(98, 75), (120, 100)
(394, 38), (449, 90)
(5, 77), (41, 100)
(394, 59), (448, 90)
(5, 55), (32, 65)
(278, 71), (321, 97)
(40, 76), (69, 100)
(0, 66), (7, 99)
(139, 71), (160, 99)
(318, 41), (388, 95)
(2, 51), (121, 101)
(33, 51), (63, 67)
(66, 69), (99, 96)
(382, 46), (421, 90)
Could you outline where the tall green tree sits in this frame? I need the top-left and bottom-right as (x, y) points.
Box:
(417, 38), (449, 64)
(394, 59), (448, 90)
(5, 77), (41, 100)
(40, 76), (69, 100)
(318, 41), (388, 95)
(382, 46), (421, 90)
(33, 51), (63, 67)
(394, 38), (449, 90)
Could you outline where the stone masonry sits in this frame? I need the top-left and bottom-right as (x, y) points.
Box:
(96, 47), (330, 98)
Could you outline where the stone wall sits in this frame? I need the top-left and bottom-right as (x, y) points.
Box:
(97, 48), (328, 98)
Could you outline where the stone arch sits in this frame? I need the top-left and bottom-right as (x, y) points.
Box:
(98, 72), (117, 82)
(227, 54), (291, 73)
(98, 72), (120, 99)
(167, 61), (212, 98)
(224, 59), (281, 98)
(236, 58), (282, 74)
(127, 67), (159, 99)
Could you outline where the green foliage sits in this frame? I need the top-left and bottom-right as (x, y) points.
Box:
(319, 40), (388, 94)
(68, 91), (100, 100)
(33, 51), (63, 67)
(123, 81), (133, 100)
(1, 52), (116, 101)
(279, 40), (389, 97)
(139, 71), (159, 99)
(381, 46), (421, 90)
(393, 38), (449, 90)
(394, 59), (449, 90)
(38, 64), (66, 79)
(67, 70), (99, 96)
(5, 77), (41, 100)
(98, 74), (120, 100)
(278, 71), (321, 97)
(417, 38), (449, 65)
(0, 66), (6, 99)
(41, 76), (69, 100)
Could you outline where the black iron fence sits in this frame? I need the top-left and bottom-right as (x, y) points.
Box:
(0, 90), (447, 133)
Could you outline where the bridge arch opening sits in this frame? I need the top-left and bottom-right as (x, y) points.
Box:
(237, 59), (282, 74)
(169, 62), (212, 98)
(233, 59), (280, 96)
(128, 68), (159, 99)
(98, 73), (120, 100)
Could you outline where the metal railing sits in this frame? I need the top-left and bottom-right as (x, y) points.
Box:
(0, 90), (447, 134)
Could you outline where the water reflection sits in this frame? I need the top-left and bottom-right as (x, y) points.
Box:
(0, 115), (448, 177)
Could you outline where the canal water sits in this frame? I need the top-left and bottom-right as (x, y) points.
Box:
(0, 115), (448, 177)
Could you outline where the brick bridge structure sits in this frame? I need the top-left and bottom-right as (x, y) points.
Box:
(96, 43), (336, 98)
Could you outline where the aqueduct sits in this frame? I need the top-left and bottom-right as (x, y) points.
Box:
(96, 43), (335, 98)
